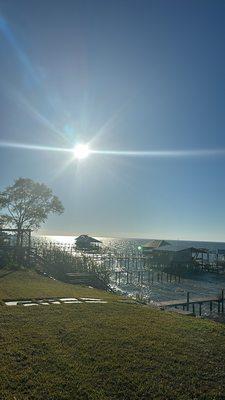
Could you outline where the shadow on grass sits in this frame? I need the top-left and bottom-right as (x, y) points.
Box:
(0, 270), (15, 279)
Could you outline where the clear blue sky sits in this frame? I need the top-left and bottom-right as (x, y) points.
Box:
(1, 0), (225, 241)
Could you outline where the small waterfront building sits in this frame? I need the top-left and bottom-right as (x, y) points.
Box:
(141, 239), (209, 269)
(142, 240), (171, 253)
(75, 235), (102, 251)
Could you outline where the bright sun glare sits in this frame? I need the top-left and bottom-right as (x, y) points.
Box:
(73, 143), (90, 159)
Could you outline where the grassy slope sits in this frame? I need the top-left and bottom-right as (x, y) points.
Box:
(0, 269), (120, 301)
(1, 270), (225, 399)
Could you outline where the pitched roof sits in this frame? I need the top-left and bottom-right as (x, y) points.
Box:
(76, 235), (102, 244)
(143, 240), (209, 253)
(142, 240), (171, 249)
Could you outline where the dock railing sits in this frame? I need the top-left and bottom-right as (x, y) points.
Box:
(156, 289), (224, 316)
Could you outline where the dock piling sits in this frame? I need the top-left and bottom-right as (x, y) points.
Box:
(222, 289), (224, 313)
(210, 301), (213, 313)
(187, 292), (190, 311)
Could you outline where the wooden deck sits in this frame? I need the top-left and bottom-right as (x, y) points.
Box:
(154, 290), (225, 316)
(157, 296), (219, 308)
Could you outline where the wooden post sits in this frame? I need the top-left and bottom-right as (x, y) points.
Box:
(187, 292), (190, 311)
(192, 303), (195, 314)
(199, 303), (202, 316)
(210, 301), (213, 313)
(218, 300), (221, 313)
(222, 289), (224, 313)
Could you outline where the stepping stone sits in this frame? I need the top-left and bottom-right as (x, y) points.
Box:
(84, 300), (108, 304)
(59, 298), (78, 301)
(5, 301), (18, 306)
(63, 300), (82, 304)
(3, 298), (107, 307)
(80, 298), (102, 301)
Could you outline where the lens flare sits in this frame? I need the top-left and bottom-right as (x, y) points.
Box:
(73, 143), (90, 159)
(1, 140), (225, 160)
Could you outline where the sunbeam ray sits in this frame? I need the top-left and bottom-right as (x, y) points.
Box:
(0, 141), (72, 153)
(89, 96), (137, 148)
(1, 140), (225, 159)
(0, 15), (39, 84)
(91, 148), (225, 157)
(2, 84), (69, 143)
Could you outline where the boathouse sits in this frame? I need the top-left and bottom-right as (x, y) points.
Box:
(75, 235), (102, 251)
(142, 240), (171, 253)
(142, 240), (209, 268)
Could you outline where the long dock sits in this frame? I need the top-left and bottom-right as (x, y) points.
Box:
(155, 290), (224, 316)
(114, 269), (181, 285)
(157, 296), (219, 307)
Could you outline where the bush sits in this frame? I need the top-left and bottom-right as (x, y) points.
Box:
(32, 241), (110, 285)
(0, 248), (26, 270)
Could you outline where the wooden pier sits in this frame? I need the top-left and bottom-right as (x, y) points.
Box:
(156, 290), (224, 316)
(114, 269), (181, 285)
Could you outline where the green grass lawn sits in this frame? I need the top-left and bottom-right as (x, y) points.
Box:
(1, 269), (225, 399)
(0, 269), (120, 302)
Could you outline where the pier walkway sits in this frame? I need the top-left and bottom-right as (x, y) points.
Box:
(155, 290), (224, 316)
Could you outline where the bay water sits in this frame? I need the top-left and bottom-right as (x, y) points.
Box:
(38, 235), (225, 316)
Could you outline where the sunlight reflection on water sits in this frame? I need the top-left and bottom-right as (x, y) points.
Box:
(36, 235), (225, 316)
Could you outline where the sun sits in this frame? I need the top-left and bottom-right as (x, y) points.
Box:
(73, 143), (90, 159)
